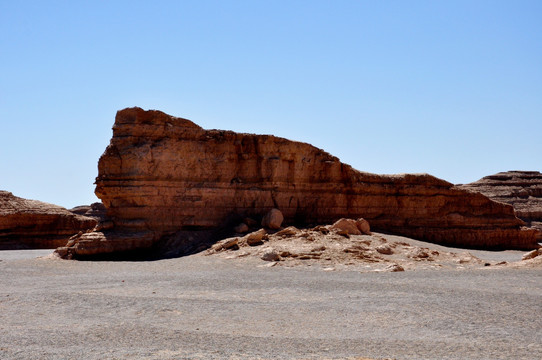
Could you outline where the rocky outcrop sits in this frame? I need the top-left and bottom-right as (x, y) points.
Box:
(70, 202), (107, 222)
(206, 221), (490, 271)
(0, 191), (97, 249)
(57, 108), (538, 258)
(458, 171), (542, 241)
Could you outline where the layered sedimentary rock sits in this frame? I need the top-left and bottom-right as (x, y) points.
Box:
(58, 108), (538, 258)
(0, 191), (97, 249)
(70, 202), (107, 222)
(459, 171), (542, 241)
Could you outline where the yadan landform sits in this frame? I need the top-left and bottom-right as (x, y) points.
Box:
(2, 107), (540, 267)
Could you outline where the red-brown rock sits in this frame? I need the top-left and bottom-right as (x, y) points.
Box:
(261, 208), (284, 229)
(355, 218), (371, 235)
(0, 191), (97, 249)
(458, 171), (542, 242)
(331, 219), (362, 236)
(58, 108), (538, 258)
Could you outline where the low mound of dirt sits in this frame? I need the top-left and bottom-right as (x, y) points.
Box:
(205, 224), (497, 272)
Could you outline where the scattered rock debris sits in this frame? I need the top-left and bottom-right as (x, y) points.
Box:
(202, 218), (514, 272)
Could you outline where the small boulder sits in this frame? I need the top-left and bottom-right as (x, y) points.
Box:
(234, 223), (249, 233)
(275, 226), (299, 237)
(376, 244), (394, 255)
(385, 263), (405, 272)
(245, 229), (267, 246)
(211, 237), (239, 252)
(221, 237), (239, 250)
(261, 249), (280, 261)
(522, 249), (542, 261)
(261, 208), (284, 229)
(355, 218), (371, 235)
(408, 248), (429, 259)
(330, 218), (361, 235)
(312, 225), (330, 234)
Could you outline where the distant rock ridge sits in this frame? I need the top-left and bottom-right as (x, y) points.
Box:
(70, 202), (107, 222)
(458, 171), (542, 241)
(56, 108), (538, 258)
(0, 191), (97, 249)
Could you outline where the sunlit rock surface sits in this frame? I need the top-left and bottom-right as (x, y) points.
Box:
(57, 108), (538, 258)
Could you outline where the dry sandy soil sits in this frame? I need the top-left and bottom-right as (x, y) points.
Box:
(1, 233), (541, 360)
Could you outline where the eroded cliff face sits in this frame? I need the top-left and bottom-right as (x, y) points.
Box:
(459, 171), (542, 241)
(0, 191), (97, 249)
(57, 108), (538, 258)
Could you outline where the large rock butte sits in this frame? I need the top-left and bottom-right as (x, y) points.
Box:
(57, 108), (538, 258)
(458, 171), (542, 241)
(0, 191), (97, 249)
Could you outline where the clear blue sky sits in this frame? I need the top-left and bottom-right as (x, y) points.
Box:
(1, 0), (541, 209)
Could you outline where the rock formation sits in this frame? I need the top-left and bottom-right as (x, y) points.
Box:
(458, 171), (542, 241)
(70, 202), (107, 222)
(0, 191), (97, 249)
(57, 108), (538, 258)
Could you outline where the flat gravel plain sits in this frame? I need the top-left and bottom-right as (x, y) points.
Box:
(0, 250), (541, 360)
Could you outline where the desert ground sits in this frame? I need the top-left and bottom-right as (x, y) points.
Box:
(1, 234), (541, 360)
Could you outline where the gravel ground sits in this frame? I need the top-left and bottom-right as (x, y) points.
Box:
(0, 249), (541, 360)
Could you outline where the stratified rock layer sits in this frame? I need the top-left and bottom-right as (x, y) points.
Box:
(459, 171), (542, 241)
(0, 191), (97, 249)
(59, 108), (537, 258)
